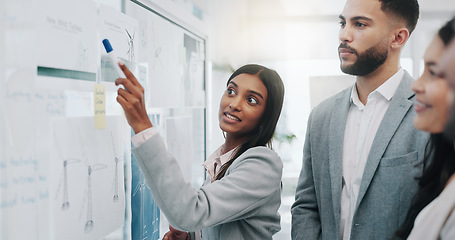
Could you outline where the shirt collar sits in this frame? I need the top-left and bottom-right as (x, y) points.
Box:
(203, 145), (237, 178)
(350, 68), (404, 105)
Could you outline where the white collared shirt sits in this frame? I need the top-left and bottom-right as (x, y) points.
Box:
(131, 127), (158, 148)
(340, 68), (404, 239)
(132, 128), (237, 182)
(203, 145), (237, 182)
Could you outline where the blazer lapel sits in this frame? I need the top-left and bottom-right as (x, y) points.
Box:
(355, 72), (415, 209)
(329, 87), (352, 227)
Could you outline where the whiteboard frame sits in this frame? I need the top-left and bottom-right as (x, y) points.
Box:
(130, 0), (209, 40)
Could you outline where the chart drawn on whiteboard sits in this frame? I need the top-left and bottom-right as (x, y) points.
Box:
(51, 117), (125, 240)
(110, 131), (121, 203)
(54, 130), (81, 211)
(150, 20), (164, 70)
(99, 4), (139, 83)
(126, 29), (135, 62)
(153, 46), (164, 69)
(78, 41), (89, 72)
(81, 163), (108, 233)
(77, 127), (108, 233)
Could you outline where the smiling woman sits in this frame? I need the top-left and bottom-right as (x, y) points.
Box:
(214, 65), (285, 181)
(218, 74), (267, 144)
(411, 34), (450, 133)
(395, 17), (455, 240)
(115, 63), (285, 240)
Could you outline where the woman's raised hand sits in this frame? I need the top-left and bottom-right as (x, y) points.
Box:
(115, 62), (153, 134)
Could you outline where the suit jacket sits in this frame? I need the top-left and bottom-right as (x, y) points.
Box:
(291, 71), (429, 240)
(132, 134), (282, 240)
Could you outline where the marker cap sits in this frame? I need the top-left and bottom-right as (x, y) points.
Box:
(102, 39), (113, 53)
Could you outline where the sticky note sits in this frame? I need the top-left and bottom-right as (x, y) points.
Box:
(94, 84), (106, 129)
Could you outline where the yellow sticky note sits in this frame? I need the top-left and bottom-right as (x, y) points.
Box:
(94, 84), (106, 129)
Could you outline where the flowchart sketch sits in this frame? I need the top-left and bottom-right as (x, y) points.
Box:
(99, 4), (139, 83)
(51, 116), (126, 240)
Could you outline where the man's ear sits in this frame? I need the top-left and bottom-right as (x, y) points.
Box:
(391, 28), (410, 49)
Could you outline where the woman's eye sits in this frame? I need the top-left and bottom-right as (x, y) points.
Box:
(227, 88), (235, 95)
(248, 97), (258, 104)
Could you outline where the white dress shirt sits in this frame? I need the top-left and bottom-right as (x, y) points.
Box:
(203, 145), (237, 182)
(131, 127), (158, 147)
(132, 127), (236, 182)
(340, 68), (404, 239)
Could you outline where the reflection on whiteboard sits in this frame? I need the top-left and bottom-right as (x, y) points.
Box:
(1, 133), (49, 240)
(131, 113), (161, 240)
(165, 116), (193, 183)
(131, 148), (160, 240)
(146, 13), (205, 108)
(2, 69), (68, 240)
(183, 34), (205, 107)
(51, 117), (125, 240)
(159, 116), (194, 236)
(99, 4), (139, 83)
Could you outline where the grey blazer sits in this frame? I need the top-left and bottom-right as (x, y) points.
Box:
(291, 71), (429, 240)
(132, 134), (282, 240)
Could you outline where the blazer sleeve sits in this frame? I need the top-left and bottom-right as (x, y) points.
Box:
(291, 110), (322, 240)
(132, 133), (283, 232)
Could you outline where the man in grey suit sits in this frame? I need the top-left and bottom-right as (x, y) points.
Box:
(291, 0), (429, 239)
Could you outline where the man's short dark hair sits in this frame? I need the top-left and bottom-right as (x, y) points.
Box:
(379, 0), (420, 34)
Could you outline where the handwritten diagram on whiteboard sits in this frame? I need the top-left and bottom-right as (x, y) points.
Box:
(51, 116), (125, 240)
(99, 4), (139, 83)
(124, 3), (207, 238)
(36, 0), (98, 86)
(2, 0), (207, 239)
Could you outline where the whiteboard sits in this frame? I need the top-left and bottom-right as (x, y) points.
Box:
(125, 1), (207, 238)
(0, 0), (208, 240)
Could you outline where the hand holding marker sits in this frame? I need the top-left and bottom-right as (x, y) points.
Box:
(102, 39), (126, 79)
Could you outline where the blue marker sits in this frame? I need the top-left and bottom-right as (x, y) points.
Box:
(102, 39), (126, 78)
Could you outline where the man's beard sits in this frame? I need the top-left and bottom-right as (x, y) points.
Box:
(339, 42), (388, 76)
